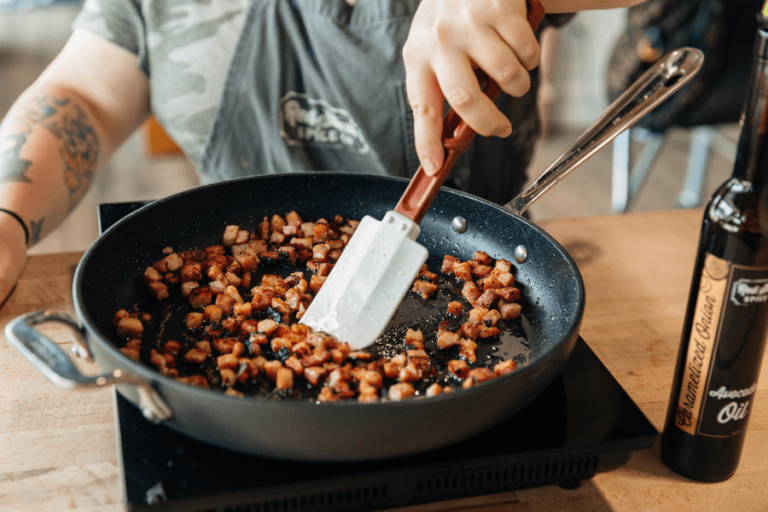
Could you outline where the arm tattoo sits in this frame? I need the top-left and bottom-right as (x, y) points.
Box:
(29, 216), (45, 246)
(0, 95), (100, 209)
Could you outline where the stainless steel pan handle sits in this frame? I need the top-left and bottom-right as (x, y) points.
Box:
(505, 47), (705, 215)
(5, 310), (172, 423)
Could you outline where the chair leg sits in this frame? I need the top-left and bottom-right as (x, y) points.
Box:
(674, 126), (714, 209)
(611, 128), (665, 213)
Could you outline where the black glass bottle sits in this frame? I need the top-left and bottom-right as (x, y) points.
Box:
(660, 4), (768, 482)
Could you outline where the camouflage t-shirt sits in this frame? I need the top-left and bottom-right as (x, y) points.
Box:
(73, 0), (250, 167)
(72, 0), (572, 202)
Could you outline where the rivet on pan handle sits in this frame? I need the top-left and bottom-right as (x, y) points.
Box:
(394, 0), (546, 224)
(5, 310), (173, 423)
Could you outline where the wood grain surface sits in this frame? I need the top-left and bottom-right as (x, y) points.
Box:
(1, 209), (767, 512)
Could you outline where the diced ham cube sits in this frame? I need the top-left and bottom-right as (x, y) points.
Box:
(482, 309), (502, 327)
(270, 214), (286, 234)
(498, 300), (523, 320)
(474, 289), (500, 309)
(388, 382), (415, 401)
(498, 287), (521, 302)
(187, 286), (212, 308)
(412, 280), (438, 299)
(448, 359), (470, 380)
(453, 261), (473, 282)
(147, 281), (169, 301)
(472, 251), (492, 265)
(446, 301), (463, 317)
(222, 225), (239, 247)
(494, 359), (518, 376)
(437, 331), (460, 349)
(116, 317), (143, 339)
(441, 255), (459, 274)
(495, 259), (513, 273)
(462, 281), (482, 305)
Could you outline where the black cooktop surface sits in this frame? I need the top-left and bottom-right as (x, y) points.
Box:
(99, 201), (657, 512)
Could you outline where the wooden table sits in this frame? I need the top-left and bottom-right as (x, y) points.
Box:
(2, 209), (767, 511)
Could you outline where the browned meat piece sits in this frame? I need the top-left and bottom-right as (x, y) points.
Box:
(412, 280), (438, 299)
(498, 300), (522, 320)
(304, 366), (327, 386)
(299, 222), (315, 238)
(232, 302), (252, 320)
(251, 286), (276, 311)
(180, 281), (199, 299)
(181, 263), (203, 283)
(388, 382), (415, 401)
(494, 359), (518, 376)
(462, 367), (495, 389)
(471, 264), (493, 278)
(478, 274), (502, 290)
(270, 214), (286, 234)
(474, 289), (500, 309)
(284, 355), (304, 377)
(179, 249), (206, 262)
(203, 305), (222, 324)
(482, 309), (502, 327)
(418, 266), (439, 283)
(277, 246), (296, 267)
(462, 281), (482, 305)
(497, 272), (515, 287)
(437, 331), (460, 349)
(404, 328), (424, 347)
(235, 250), (259, 272)
(147, 281), (169, 301)
(446, 301), (463, 317)
(318, 262), (334, 277)
(142, 267), (163, 286)
(441, 254), (459, 274)
(313, 222), (329, 241)
(497, 287), (521, 302)
(312, 243), (330, 262)
(285, 210), (303, 226)
(257, 319), (278, 336)
(271, 297), (291, 314)
(112, 309), (130, 326)
(468, 307), (490, 325)
(426, 383), (444, 397)
(452, 261), (473, 282)
(459, 338), (478, 363)
(458, 322), (480, 340)
(495, 259), (512, 273)
(186, 312), (204, 329)
(217, 353), (239, 370)
(472, 251), (492, 265)
(476, 325), (501, 339)
(448, 359), (470, 380)
(259, 251), (279, 265)
(215, 293), (234, 315)
(309, 274), (326, 293)
(177, 375), (209, 388)
(222, 225), (239, 247)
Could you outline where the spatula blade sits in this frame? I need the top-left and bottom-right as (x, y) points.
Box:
(300, 211), (428, 349)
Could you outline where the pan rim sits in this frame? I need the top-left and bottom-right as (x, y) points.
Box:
(73, 172), (585, 410)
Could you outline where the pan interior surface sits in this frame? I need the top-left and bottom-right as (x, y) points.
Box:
(73, 173), (584, 460)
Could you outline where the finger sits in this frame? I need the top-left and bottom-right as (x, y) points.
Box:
(405, 64), (447, 176)
(433, 52), (511, 138)
(494, 16), (541, 71)
(469, 29), (532, 98)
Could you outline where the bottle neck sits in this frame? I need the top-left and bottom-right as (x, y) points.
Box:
(732, 23), (768, 189)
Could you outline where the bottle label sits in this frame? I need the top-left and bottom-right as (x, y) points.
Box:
(674, 253), (768, 438)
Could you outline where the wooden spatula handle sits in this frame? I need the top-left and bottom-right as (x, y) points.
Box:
(394, 0), (545, 224)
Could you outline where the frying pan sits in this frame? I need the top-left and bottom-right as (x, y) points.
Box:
(5, 48), (703, 462)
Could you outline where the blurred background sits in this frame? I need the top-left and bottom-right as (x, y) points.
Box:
(0, 4), (739, 256)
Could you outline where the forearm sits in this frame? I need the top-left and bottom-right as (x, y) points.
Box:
(0, 29), (151, 247)
(0, 87), (105, 245)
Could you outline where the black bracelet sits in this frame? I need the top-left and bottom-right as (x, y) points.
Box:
(0, 208), (30, 246)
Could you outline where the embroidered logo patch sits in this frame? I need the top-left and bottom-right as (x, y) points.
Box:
(279, 92), (369, 154)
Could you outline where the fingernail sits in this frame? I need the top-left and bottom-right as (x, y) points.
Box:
(500, 125), (512, 138)
(423, 157), (438, 175)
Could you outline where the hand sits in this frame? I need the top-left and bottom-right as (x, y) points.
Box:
(0, 218), (28, 306)
(403, 0), (541, 175)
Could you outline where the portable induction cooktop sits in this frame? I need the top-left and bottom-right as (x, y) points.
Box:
(99, 201), (657, 512)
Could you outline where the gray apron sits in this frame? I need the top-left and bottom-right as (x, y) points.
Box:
(198, 0), (543, 204)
